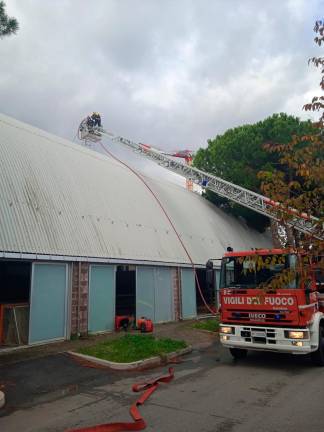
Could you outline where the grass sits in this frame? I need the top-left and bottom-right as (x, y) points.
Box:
(78, 334), (187, 363)
(191, 318), (220, 332)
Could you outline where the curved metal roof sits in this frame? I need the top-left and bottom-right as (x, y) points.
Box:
(0, 114), (271, 265)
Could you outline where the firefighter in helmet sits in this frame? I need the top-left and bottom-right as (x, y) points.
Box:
(91, 112), (102, 128)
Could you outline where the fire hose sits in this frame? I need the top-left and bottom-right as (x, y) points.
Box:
(99, 141), (216, 315)
(66, 367), (174, 432)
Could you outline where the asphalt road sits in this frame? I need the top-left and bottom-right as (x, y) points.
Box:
(1, 343), (324, 432)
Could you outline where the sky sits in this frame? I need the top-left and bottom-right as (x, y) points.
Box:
(0, 0), (323, 183)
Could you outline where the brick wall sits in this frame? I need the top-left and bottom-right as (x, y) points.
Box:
(172, 267), (181, 321)
(71, 262), (89, 337)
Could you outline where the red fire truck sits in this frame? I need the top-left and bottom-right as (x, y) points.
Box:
(219, 248), (324, 365)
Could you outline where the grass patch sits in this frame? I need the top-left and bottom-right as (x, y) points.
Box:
(191, 318), (219, 332)
(78, 334), (187, 363)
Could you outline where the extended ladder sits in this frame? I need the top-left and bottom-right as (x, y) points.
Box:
(81, 125), (322, 239)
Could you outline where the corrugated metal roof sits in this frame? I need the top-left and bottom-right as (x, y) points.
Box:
(0, 114), (272, 265)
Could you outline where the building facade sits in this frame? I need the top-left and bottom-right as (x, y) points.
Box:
(0, 114), (272, 346)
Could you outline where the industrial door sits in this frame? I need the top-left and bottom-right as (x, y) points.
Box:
(136, 267), (155, 322)
(154, 267), (173, 322)
(29, 263), (68, 344)
(88, 265), (115, 333)
(181, 268), (197, 318)
(136, 267), (173, 323)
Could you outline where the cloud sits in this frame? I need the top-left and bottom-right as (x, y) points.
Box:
(0, 0), (322, 170)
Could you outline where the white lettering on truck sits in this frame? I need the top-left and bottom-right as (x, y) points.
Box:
(264, 297), (294, 306)
(248, 313), (266, 320)
(223, 297), (245, 305)
(223, 296), (295, 306)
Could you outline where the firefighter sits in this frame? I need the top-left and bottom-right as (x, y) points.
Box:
(86, 116), (94, 130)
(91, 112), (102, 128)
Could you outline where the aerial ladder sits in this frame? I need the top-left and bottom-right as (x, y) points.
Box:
(161, 149), (195, 191)
(78, 118), (323, 240)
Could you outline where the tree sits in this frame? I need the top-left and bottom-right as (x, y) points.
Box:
(257, 21), (323, 264)
(193, 113), (313, 232)
(0, 1), (18, 38)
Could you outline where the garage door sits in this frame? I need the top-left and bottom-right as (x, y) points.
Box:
(136, 267), (173, 323)
(88, 265), (115, 333)
(181, 268), (197, 318)
(136, 267), (155, 321)
(29, 263), (68, 344)
(154, 267), (173, 322)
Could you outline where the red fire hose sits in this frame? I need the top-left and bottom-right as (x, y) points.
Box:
(66, 367), (174, 432)
(99, 141), (216, 315)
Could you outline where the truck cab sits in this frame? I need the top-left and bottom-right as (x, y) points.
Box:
(218, 249), (324, 365)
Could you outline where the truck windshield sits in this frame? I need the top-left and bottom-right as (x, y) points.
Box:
(220, 254), (297, 289)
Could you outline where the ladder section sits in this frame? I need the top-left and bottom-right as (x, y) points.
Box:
(88, 128), (322, 239)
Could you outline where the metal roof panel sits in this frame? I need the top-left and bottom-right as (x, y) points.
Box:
(0, 114), (272, 264)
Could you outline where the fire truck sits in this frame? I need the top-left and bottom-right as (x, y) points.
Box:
(78, 117), (323, 365)
(219, 248), (324, 365)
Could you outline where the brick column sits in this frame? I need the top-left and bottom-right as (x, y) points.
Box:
(79, 263), (89, 335)
(71, 263), (79, 335)
(71, 262), (89, 337)
(172, 267), (181, 321)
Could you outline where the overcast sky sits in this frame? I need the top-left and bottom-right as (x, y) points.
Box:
(0, 0), (322, 173)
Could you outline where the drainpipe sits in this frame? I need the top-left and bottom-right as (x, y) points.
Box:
(178, 267), (183, 320)
(78, 262), (81, 336)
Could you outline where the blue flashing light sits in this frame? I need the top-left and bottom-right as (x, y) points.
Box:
(274, 314), (281, 320)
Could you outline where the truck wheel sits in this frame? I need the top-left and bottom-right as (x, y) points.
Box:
(229, 348), (248, 360)
(311, 325), (324, 366)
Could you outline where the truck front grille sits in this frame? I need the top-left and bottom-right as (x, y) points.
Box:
(229, 310), (292, 324)
(241, 327), (277, 345)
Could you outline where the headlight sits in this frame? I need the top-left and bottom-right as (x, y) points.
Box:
(221, 326), (234, 334)
(287, 331), (307, 339)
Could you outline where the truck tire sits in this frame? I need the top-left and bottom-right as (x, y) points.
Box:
(229, 348), (248, 360)
(311, 325), (324, 366)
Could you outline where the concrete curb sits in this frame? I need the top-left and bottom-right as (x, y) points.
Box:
(68, 346), (192, 370)
(0, 391), (5, 409)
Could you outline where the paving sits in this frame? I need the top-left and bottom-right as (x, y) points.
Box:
(1, 322), (324, 432)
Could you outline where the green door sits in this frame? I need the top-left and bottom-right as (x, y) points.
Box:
(136, 267), (173, 323)
(29, 263), (67, 344)
(88, 265), (115, 333)
(154, 267), (173, 323)
(181, 268), (197, 318)
(136, 267), (155, 321)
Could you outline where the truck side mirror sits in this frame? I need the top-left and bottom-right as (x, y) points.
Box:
(206, 260), (214, 286)
(206, 269), (214, 285)
(305, 278), (312, 304)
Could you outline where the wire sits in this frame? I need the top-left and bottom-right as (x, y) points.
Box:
(98, 140), (216, 315)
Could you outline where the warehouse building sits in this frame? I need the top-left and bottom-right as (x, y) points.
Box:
(0, 114), (271, 347)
